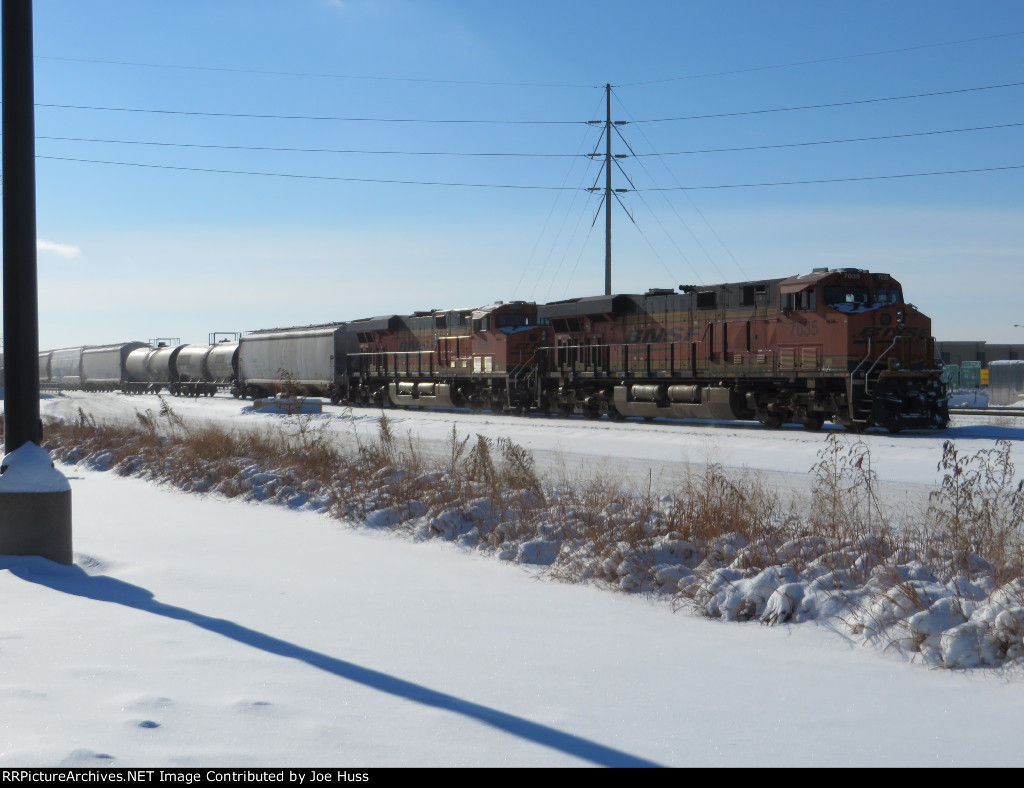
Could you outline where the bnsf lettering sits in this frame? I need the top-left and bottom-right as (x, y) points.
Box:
(624, 327), (691, 343)
(789, 320), (819, 338)
(857, 327), (924, 339)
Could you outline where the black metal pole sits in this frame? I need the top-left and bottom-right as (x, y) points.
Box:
(3, 0), (44, 454)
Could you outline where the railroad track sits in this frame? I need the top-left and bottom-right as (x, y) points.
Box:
(949, 407), (1024, 419)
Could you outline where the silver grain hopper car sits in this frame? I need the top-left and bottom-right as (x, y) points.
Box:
(38, 349), (53, 387)
(236, 324), (349, 401)
(988, 360), (1024, 406)
(46, 347), (87, 389)
(81, 342), (149, 391)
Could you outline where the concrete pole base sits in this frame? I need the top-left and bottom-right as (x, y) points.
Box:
(0, 489), (73, 564)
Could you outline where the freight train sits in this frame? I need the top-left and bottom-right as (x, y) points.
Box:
(37, 268), (950, 433)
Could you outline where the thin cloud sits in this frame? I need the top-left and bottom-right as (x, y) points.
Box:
(37, 239), (82, 258)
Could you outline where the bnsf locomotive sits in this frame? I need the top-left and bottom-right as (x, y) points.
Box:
(536, 267), (947, 432)
(38, 268), (949, 433)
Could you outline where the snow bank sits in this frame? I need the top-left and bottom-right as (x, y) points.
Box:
(0, 442), (71, 493)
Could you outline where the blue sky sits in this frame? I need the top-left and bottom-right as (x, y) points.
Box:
(10, 0), (1024, 348)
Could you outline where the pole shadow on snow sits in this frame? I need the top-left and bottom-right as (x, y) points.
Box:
(4, 557), (663, 768)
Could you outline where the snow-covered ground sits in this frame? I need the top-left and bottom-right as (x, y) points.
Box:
(2, 391), (1024, 767)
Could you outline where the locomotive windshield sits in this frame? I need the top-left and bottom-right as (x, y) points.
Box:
(873, 287), (903, 304)
(824, 284), (904, 312)
(496, 313), (548, 328)
(824, 285), (869, 306)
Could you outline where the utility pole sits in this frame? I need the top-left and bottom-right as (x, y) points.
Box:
(587, 84), (628, 295)
(3, 0), (42, 452)
(1, 0), (73, 565)
(604, 83), (612, 296)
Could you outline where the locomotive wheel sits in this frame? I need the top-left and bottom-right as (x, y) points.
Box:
(802, 417), (824, 431)
(600, 400), (625, 421)
(884, 416), (903, 434)
(761, 415), (783, 429)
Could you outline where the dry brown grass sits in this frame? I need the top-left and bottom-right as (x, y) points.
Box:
(37, 402), (1024, 637)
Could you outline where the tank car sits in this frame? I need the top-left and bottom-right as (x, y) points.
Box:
(343, 301), (549, 413)
(536, 268), (947, 432)
(204, 340), (240, 394)
(168, 339), (239, 397)
(124, 341), (185, 394)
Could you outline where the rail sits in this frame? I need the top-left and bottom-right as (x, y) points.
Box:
(948, 407), (1024, 419)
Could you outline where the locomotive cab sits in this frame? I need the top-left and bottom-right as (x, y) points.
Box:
(778, 268), (946, 431)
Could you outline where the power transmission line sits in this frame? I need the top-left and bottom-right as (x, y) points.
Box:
(38, 29), (1024, 91)
(36, 54), (600, 90)
(35, 155), (585, 189)
(32, 102), (588, 125)
(620, 30), (1024, 86)
(630, 81), (1024, 123)
(635, 122), (1024, 156)
(35, 157), (1024, 191)
(636, 164), (1024, 190)
(35, 135), (585, 158)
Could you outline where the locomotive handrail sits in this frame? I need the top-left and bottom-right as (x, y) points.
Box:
(850, 338), (872, 381)
(863, 335), (901, 395)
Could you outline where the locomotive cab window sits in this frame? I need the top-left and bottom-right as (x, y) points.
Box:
(497, 313), (531, 328)
(782, 288), (816, 312)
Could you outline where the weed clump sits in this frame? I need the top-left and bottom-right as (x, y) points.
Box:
(40, 401), (1024, 669)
